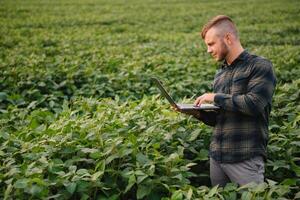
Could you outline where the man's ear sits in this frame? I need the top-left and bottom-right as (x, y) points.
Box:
(225, 33), (232, 45)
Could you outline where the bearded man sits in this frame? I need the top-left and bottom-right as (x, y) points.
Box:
(177, 15), (277, 186)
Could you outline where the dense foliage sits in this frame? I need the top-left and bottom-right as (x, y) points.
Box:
(0, 0), (299, 199)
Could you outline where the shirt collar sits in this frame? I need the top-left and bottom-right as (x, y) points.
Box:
(221, 50), (249, 69)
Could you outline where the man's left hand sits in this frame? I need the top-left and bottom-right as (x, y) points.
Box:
(194, 93), (216, 106)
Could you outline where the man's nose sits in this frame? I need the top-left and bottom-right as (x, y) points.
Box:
(207, 47), (212, 53)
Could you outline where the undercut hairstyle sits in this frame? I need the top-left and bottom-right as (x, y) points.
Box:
(201, 15), (239, 40)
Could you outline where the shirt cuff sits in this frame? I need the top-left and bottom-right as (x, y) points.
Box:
(214, 93), (228, 108)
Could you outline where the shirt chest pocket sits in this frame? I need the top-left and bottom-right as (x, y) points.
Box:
(232, 74), (249, 94)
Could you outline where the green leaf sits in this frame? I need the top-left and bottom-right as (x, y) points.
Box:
(29, 118), (39, 129)
(290, 141), (300, 147)
(45, 194), (62, 200)
(14, 179), (29, 189)
(171, 190), (183, 200)
(294, 191), (300, 199)
(80, 193), (89, 200)
(4, 184), (12, 200)
(0, 132), (10, 140)
(186, 188), (193, 200)
(136, 152), (151, 166)
(135, 170), (148, 184)
(77, 169), (90, 176)
(291, 160), (300, 176)
(125, 174), (136, 193)
(266, 179), (277, 186)
(280, 178), (297, 186)
(95, 160), (106, 172)
(166, 153), (179, 162)
(105, 154), (119, 164)
(274, 185), (290, 196)
(224, 192), (237, 200)
(29, 185), (43, 196)
(224, 183), (238, 191)
(105, 194), (119, 200)
(207, 185), (218, 197)
(188, 129), (201, 142)
(66, 182), (77, 194)
(76, 181), (91, 193)
(91, 171), (104, 181)
(253, 182), (267, 193)
(81, 148), (99, 154)
(241, 191), (252, 200)
(90, 151), (102, 159)
(152, 143), (160, 149)
(0, 92), (8, 101)
(27, 101), (38, 109)
(31, 178), (47, 186)
(197, 149), (209, 161)
(137, 184), (152, 199)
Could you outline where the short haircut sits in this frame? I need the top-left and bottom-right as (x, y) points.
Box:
(201, 15), (238, 39)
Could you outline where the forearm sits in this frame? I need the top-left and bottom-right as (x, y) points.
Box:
(214, 92), (272, 117)
(193, 111), (217, 127)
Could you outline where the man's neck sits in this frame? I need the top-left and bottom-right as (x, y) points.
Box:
(226, 44), (244, 65)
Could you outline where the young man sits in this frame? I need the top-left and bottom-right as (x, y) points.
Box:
(177, 15), (276, 186)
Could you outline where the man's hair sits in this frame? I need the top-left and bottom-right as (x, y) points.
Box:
(201, 15), (238, 40)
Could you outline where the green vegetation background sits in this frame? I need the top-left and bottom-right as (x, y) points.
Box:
(0, 0), (299, 199)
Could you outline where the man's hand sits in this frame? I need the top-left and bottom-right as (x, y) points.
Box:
(171, 105), (180, 112)
(194, 93), (216, 106)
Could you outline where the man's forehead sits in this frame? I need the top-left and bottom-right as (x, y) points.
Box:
(205, 28), (219, 42)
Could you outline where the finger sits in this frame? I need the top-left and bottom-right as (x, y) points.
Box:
(197, 94), (207, 106)
(194, 96), (202, 106)
(198, 97), (205, 105)
(171, 106), (179, 112)
(199, 95), (209, 105)
(199, 98), (205, 105)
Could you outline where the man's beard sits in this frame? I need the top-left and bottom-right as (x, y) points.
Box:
(217, 41), (229, 62)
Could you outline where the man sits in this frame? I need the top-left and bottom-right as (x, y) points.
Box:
(176, 15), (276, 187)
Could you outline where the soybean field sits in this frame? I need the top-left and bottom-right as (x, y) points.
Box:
(0, 0), (300, 199)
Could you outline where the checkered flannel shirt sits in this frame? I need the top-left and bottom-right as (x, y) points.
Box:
(201, 51), (276, 163)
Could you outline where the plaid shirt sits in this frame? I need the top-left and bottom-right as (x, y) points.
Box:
(202, 51), (276, 163)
